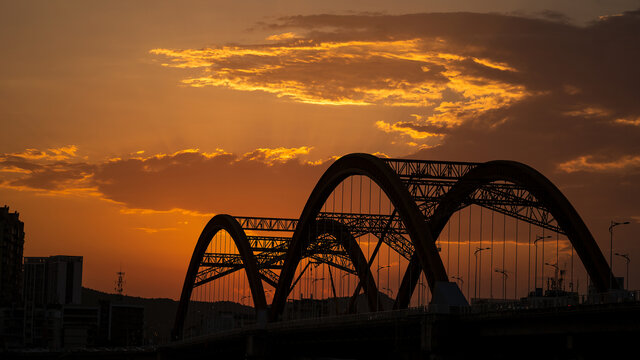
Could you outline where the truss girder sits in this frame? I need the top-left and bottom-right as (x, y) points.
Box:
(248, 236), (291, 252)
(235, 216), (298, 232)
(402, 178), (563, 234)
(384, 158), (479, 180)
(316, 212), (407, 234)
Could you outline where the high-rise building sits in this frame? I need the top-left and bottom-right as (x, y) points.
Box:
(0, 205), (25, 306)
(24, 256), (83, 306)
(23, 255), (85, 348)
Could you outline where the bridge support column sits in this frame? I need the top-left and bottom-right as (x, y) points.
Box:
(430, 281), (469, 312)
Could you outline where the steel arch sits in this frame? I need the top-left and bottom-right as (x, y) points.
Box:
(171, 214), (267, 340)
(269, 153), (461, 321)
(394, 160), (616, 308)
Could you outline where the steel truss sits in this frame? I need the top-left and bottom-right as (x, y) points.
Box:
(196, 159), (567, 292)
(174, 154), (615, 340)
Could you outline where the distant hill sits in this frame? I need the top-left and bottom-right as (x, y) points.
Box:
(81, 287), (395, 344)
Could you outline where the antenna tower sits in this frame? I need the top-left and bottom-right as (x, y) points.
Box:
(115, 269), (125, 297)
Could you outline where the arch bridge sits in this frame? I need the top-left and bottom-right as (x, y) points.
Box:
(172, 153), (616, 340)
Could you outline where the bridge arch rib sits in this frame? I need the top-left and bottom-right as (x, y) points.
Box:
(172, 214), (267, 340)
(394, 160), (616, 308)
(307, 219), (380, 313)
(270, 153), (463, 321)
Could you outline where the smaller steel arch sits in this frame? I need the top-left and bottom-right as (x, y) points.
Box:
(309, 219), (380, 313)
(171, 214), (267, 340)
(395, 160), (616, 308)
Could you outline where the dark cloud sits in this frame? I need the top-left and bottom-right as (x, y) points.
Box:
(271, 10), (640, 115)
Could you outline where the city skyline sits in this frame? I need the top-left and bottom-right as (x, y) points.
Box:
(1, 1), (639, 300)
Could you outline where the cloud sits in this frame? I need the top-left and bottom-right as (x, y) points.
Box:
(6, 145), (80, 161)
(241, 146), (314, 164)
(151, 10), (640, 157)
(151, 26), (529, 114)
(0, 146), (331, 217)
(558, 155), (640, 173)
(266, 32), (300, 41)
(375, 120), (443, 140)
(135, 227), (178, 234)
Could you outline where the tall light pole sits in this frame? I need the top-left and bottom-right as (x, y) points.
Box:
(609, 221), (630, 290)
(615, 252), (631, 290)
(474, 247), (490, 301)
(377, 265), (390, 310)
(495, 268), (509, 300)
(534, 235), (551, 292)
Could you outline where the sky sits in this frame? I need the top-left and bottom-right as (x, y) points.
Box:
(1, 0), (639, 299)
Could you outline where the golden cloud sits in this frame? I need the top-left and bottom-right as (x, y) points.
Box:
(150, 38), (528, 111)
(558, 155), (640, 173)
(241, 146), (314, 164)
(375, 120), (441, 140)
(2, 145), (79, 162)
(615, 117), (640, 126)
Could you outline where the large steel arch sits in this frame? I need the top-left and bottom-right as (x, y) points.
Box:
(308, 219), (380, 313)
(270, 153), (461, 321)
(172, 214), (267, 340)
(395, 160), (616, 308)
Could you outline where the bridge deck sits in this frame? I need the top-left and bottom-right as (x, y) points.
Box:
(161, 302), (640, 359)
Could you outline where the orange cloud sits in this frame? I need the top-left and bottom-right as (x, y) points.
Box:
(0, 146), (331, 217)
(615, 117), (640, 126)
(150, 38), (527, 111)
(135, 227), (178, 234)
(266, 32), (300, 41)
(3, 145), (79, 162)
(375, 120), (441, 140)
(240, 146), (314, 164)
(558, 155), (640, 173)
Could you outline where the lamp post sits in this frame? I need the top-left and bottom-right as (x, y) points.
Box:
(615, 252), (631, 289)
(474, 247), (490, 301)
(495, 268), (509, 300)
(534, 235), (552, 291)
(377, 265), (390, 310)
(311, 278), (325, 317)
(609, 221), (630, 289)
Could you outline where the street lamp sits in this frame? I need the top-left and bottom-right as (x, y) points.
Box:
(534, 235), (552, 290)
(377, 265), (390, 287)
(474, 247), (490, 300)
(610, 221), (630, 289)
(495, 268), (509, 300)
(376, 265), (390, 310)
(615, 252), (631, 289)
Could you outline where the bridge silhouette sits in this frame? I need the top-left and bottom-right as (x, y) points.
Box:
(162, 153), (638, 359)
